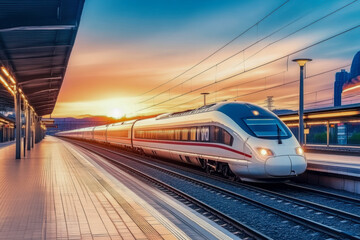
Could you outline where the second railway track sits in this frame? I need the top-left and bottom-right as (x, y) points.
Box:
(63, 137), (360, 240)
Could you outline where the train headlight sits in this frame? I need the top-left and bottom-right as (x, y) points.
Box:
(295, 147), (304, 156)
(256, 148), (274, 157)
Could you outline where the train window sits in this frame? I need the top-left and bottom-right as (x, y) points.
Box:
(190, 127), (197, 141)
(244, 118), (288, 137)
(108, 130), (128, 138)
(196, 127), (201, 141)
(211, 126), (221, 143)
(134, 126), (232, 145)
(200, 127), (210, 142)
(223, 130), (233, 145)
(167, 129), (175, 140)
(120, 130), (128, 137)
(175, 129), (181, 140)
(181, 128), (189, 141)
(210, 126), (233, 146)
(135, 130), (142, 138)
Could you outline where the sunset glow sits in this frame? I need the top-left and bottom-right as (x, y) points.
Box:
(108, 108), (124, 119)
(51, 0), (360, 118)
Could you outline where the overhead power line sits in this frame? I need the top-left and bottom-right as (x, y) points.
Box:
(137, 0), (290, 98)
(139, 0), (358, 105)
(141, 64), (352, 114)
(136, 24), (360, 113)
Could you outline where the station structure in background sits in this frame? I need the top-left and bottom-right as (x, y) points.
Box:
(0, 0), (85, 158)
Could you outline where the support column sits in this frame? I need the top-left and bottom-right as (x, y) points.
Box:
(27, 106), (31, 151)
(15, 91), (21, 159)
(299, 65), (304, 146)
(326, 121), (330, 147)
(35, 117), (41, 144)
(23, 104), (27, 157)
(31, 111), (34, 148)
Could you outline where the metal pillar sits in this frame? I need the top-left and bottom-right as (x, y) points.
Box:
(326, 121), (330, 147)
(35, 117), (41, 144)
(292, 58), (312, 146)
(31, 111), (34, 148)
(27, 106), (31, 150)
(299, 65), (304, 146)
(201, 92), (209, 106)
(23, 104), (27, 157)
(15, 91), (21, 159)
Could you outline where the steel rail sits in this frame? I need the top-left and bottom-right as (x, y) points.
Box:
(66, 138), (270, 240)
(285, 183), (360, 204)
(63, 138), (359, 240)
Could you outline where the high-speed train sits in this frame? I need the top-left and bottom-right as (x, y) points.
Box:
(57, 102), (307, 182)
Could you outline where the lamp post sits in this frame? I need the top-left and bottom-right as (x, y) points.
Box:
(292, 58), (312, 146)
(201, 92), (209, 106)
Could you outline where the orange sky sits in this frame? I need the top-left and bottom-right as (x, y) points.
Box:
(52, 0), (360, 118)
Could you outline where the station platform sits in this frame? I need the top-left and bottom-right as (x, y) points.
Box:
(298, 152), (360, 194)
(0, 136), (238, 240)
(306, 152), (360, 177)
(0, 137), (180, 239)
(304, 144), (360, 155)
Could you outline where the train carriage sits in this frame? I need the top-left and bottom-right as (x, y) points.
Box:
(106, 120), (134, 148)
(57, 102), (307, 182)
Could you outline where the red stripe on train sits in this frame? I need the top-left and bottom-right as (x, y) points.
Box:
(133, 138), (252, 158)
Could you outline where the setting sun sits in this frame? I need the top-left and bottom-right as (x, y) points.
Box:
(108, 108), (124, 119)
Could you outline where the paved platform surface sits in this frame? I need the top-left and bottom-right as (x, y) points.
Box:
(0, 137), (181, 240)
(305, 144), (360, 154)
(306, 152), (360, 177)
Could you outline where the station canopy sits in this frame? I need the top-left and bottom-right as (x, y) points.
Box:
(0, 0), (85, 116)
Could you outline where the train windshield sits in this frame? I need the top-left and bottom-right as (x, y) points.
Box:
(243, 118), (289, 138)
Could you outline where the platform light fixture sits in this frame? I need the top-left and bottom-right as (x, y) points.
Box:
(1, 67), (16, 85)
(9, 76), (16, 85)
(281, 110), (360, 122)
(292, 58), (312, 146)
(343, 84), (360, 93)
(0, 75), (15, 96)
(0, 75), (9, 87)
(18, 88), (26, 101)
(308, 111), (360, 119)
(1, 66), (10, 77)
(1, 66), (37, 118)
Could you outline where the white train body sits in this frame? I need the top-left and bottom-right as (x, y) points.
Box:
(58, 102), (306, 182)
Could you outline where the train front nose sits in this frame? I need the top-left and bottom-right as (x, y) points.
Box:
(265, 155), (306, 176)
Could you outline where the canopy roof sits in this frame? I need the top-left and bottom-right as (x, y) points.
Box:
(0, 0), (85, 116)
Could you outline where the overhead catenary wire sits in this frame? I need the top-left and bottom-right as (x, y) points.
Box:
(150, 64), (353, 114)
(243, 0), (358, 63)
(136, 24), (360, 113)
(283, 93), (360, 109)
(137, 0), (291, 99)
(139, 16), (301, 104)
(214, 64), (353, 104)
(138, 0), (358, 105)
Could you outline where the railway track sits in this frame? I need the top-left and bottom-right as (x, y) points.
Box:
(283, 183), (360, 204)
(62, 138), (360, 239)
(67, 138), (269, 240)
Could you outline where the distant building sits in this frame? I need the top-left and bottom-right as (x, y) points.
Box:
(350, 51), (360, 80)
(334, 70), (349, 106)
(334, 51), (360, 106)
